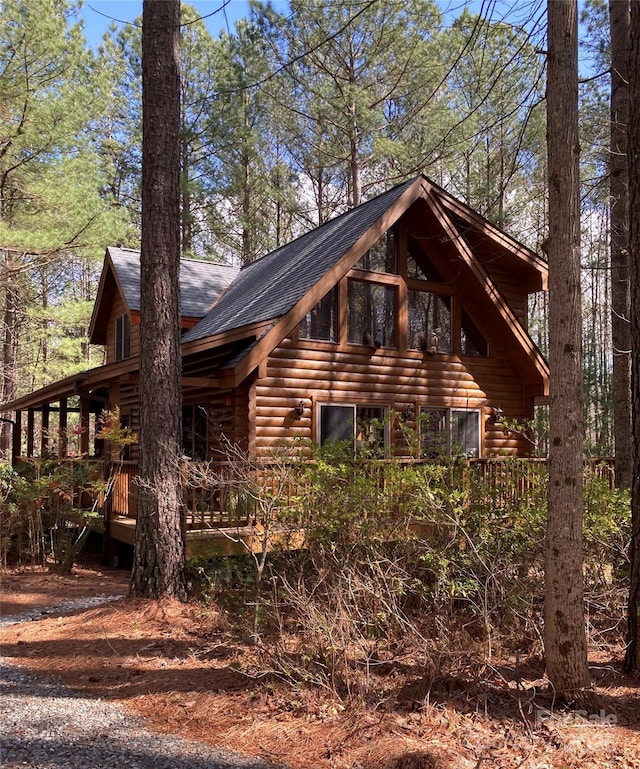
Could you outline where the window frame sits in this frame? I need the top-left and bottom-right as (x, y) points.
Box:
(317, 402), (390, 456)
(182, 402), (208, 460)
(419, 406), (482, 458)
(407, 288), (452, 354)
(460, 308), (489, 358)
(355, 229), (397, 274)
(300, 225), (492, 359)
(298, 286), (338, 343)
(114, 313), (131, 362)
(346, 278), (398, 348)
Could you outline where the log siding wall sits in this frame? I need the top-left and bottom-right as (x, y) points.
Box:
(253, 337), (532, 457)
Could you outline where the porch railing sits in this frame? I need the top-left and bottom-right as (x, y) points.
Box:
(104, 457), (616, 532)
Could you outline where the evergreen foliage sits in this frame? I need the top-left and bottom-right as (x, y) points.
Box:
(0, 0), (128, 406)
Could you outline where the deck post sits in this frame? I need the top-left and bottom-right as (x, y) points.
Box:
(40, 404), (50, 457)
(11, 410), (21, 466)
(80, 397), (90, 457)
(26, 408), (35, 458)
(58, 397), (68, 458)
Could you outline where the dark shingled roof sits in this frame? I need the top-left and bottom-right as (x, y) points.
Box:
(107, 247), (239, 318)
(182, 178), (417, 343)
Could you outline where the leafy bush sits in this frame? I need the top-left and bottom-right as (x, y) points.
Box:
(0, 462), (22, 568)
(188, 450), (630, 697)
(1, 458), (103, 572)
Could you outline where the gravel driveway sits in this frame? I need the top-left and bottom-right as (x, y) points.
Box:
(0, 599), (283, 769)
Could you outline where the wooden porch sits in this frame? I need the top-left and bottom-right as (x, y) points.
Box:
(102, 460), (308, 558)
(101, 457), (616, 559)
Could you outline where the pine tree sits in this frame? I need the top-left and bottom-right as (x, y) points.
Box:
(623, 0), (640, 674)
(263, 0), (443, 216)
(544, 0), (592, 704)
(130, 0), (186, 601)
(440, 10), (546, 232)
(609, 0), (631, 489)
(0, 0), (126, 454)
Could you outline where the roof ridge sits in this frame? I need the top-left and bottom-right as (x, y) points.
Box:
(108, 246), (237, 269)
(180, 256), (237, 267)
(239, 176), (420, 273)
(108, 246), (139, 253)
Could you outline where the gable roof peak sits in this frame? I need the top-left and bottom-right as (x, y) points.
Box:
(238, 176), (424, 273)
(183, 176), (423, 344)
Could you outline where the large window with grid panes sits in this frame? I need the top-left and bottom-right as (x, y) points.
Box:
(297, 227), (488, 357)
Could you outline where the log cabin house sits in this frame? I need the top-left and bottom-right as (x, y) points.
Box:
(3, 174), (549, 557)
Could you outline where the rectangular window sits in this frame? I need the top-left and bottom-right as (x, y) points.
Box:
(182, 403), (208, 459)
(347, 280), (397, 347)
(407, 290), (451, 353)
(355, 230), (396, 274)
(114, 314), (131, 362)
(320, 404), (353, 444)
(420, 407), (480, 457)
(450, 410), (480, 457)
(299, 287), (337, 342)
(419, 408), (448, 457)
(319, 403), (387, 456)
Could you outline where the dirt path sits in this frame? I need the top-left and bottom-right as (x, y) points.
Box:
(1, 560), (639, 769)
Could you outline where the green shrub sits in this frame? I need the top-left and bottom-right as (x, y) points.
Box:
(189, 450), (630, 696)
(264, 454), (630, 694)
(1, 458), (103, 572)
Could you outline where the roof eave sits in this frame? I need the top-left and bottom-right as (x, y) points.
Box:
(421, 177), (549, 389)
(433, 186), (548, 292)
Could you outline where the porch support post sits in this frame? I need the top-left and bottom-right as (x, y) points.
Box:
(108, 382), (120, 463)
(11, 410), (21, 466)
(41, 404), (50, 457)
(27, 408), (35, 458)
(58, 397), (68, 458)
(80, 397), (90, 457)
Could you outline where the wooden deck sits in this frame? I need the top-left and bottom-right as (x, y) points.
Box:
(102, 457), (616, 559)
(108, 513), (306, 557)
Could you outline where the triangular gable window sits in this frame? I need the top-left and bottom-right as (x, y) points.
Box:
(461, 309), (488, 357)
(356, 230), (396, 274)
(407, 235), (444, 282)
(299, 287), (337, 342)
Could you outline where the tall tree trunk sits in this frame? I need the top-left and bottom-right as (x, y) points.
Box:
(544, 0), (592, 703)
(609, 0), (631, 490)
(242, 137), (251, 265)
(0, 252), (18, 458)
(81, 258), (92, 366)
(130, 0), (186, 601)
(623, 0), (640, 674)
(40, 269), (49, 375)
(181, 133), (192, 256)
